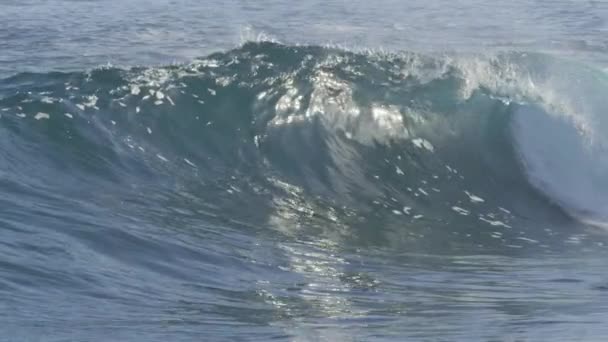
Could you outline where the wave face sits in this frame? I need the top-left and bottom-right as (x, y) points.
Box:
(2, 42), (608, 254)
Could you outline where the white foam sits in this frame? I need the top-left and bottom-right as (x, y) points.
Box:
(479, 217), (512, 228)
(130, 85), (141, 95)
(166, 95), (175, 106)
(498, 207), (511, 214)
(83, 95), (98, 108)
(34, 112), (50, 120)
(452, 206), (470, 216)
(516, 237), (538, 244)
(412, 138), (434, 152)
(464, 191), (485, 203)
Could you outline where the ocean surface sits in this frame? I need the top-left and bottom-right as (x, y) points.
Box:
(2, 1), (608, 341)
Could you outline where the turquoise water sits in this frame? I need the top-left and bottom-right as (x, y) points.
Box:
(2, 1), (608, 341)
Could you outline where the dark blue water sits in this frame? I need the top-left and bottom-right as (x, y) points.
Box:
(3, 1), (608, 341)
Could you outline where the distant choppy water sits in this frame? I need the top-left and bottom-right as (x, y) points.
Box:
(3, 1), (608, 341)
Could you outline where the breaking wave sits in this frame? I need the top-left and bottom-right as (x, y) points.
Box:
(2, 42), (608, 253)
